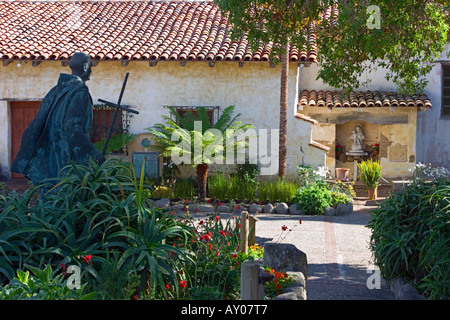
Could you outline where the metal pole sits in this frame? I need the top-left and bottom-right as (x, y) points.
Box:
(102, 72), (129, 155)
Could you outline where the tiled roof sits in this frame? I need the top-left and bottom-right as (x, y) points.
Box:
(0, 0), (317, 62)
(298, 90), (432, 109)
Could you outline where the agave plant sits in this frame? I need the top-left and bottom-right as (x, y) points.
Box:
(105, 209), (194, 299)
(147, 105), (254, 200)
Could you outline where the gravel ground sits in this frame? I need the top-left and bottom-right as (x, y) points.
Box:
(251, 199), (396, 300)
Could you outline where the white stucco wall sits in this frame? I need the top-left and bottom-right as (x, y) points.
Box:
(0, 60), (325, 179)
(0, 100), (9, 179)
(417, 43), (450, 168)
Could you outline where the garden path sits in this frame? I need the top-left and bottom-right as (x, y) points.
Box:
(252, 198), (396, 300)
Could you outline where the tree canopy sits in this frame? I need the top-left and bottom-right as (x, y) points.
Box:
(214, 0), (449, 93)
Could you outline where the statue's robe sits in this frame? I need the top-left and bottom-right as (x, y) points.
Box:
(11, 73), (104, 185)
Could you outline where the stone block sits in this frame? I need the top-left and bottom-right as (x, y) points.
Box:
(276, 202), (289, 214)
(324, 206), (335, 216)
(232, 205), (246, 214)
(198, 204), (214, 212)
(154, 198), (170, 208)
(263, 242), (307, 278)
(390, 278), (426, 300)
(216, 205), (231, 213)
(249, 203), (262, 213)
(289, 204), (303, 215)
(274, 292), (297, 300)
(283, 271), (307, 300)
(262, 203), (275, 214)
(335, 202), (353, 216)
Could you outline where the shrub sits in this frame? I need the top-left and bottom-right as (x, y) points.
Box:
(262, 267), (295, 299)
(173, 178), (196, 199)
(152, 186), (174, 199)
(0, 265), (96, 300)
(293, 183), (333, 215)
(368, 178), (449, 299)
(257, 178), (297, 203)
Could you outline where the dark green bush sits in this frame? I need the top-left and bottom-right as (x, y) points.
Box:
(292, 183), (333, 215)
(368, 178), (449, 299)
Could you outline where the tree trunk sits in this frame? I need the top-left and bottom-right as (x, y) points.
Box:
(278, 41), (290, 178)
(196, 163), (209, 201)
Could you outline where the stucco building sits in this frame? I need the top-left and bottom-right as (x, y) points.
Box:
(0, 1), (448, 182)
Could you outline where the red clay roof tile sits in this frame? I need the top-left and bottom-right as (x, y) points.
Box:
(299, 90), (432, 109)
(0, 0), (317, 63)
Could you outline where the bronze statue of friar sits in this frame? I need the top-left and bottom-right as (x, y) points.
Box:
(11, 52), (105, 186)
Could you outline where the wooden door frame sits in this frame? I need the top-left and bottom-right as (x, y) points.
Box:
(9, 100), (41, 179)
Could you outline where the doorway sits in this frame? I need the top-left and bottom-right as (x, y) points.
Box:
(10, 101), (40, 178)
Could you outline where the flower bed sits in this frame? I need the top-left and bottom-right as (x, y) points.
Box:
(0, 159), (300, 300)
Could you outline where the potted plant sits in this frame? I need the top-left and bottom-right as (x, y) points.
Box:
(335, 144), (342, 157)
(372, 143), (379, 155)
(357, 159), (382, 199)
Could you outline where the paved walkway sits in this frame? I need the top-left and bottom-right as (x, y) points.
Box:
(252, 199), (395, 300)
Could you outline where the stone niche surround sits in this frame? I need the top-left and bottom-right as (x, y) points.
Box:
(302, 106), (419, 180)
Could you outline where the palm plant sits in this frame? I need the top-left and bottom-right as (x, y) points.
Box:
(147, 105), (254, 200)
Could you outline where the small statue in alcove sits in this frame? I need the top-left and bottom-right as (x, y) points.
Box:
(349, 124), (365, 152)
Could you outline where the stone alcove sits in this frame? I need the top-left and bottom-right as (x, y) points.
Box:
(305, 108), (418, 180)
(335, 120), (380, 181)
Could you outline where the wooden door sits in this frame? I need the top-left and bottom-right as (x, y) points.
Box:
(10, 101), (40, 178)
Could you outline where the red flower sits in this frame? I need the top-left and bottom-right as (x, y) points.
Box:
(209, 243), (213, 251)
(61, 263), (66, 270)
(276, 283), (282, 290)
(215, 215), (220, 222)
(83, 254), (92, 263)
(281, 225), (287, 231)
(199, 220), (204, 225)
(165, 284), (170, 290)
(185, 199), (189, 203)
(236, 205), (241, 210)
(179, 280), (187, 289)
(218, 202), (222, 206)
(219, 230), (226, 237)
(232, 253), (238, 259)
(207, 199), (211, 204)
(195, 208), (199, 213)
(236, 223), (241, 229)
